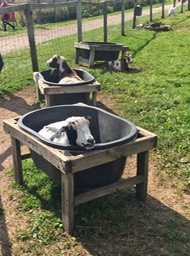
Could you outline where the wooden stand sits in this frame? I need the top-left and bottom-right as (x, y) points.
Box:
(74, 43), (129, 68)
(3, 117), (157, 234)
(34, 72), (101, 107)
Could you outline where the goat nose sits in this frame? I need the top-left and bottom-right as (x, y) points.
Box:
(87, 138), (95, 144)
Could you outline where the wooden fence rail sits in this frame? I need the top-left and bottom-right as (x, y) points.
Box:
(0, 0), (127, 71)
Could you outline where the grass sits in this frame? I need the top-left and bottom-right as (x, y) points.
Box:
(1, 9), (190, 256)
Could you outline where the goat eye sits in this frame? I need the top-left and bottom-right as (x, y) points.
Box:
(116, 63), (119, 66)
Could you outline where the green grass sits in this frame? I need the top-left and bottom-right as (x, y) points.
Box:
(8, 159), (190, 255)
(2, 10), (190, 256)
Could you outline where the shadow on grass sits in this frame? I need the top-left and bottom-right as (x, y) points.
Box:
(22, 173), (190, 255)
(74, 193), (190, 255)
(0, 196), (12, 256)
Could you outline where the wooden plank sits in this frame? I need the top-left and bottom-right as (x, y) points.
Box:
(30, 1), (78, 10)
(35, 77), (101, 94)
(74, 43), (129, 52)
(92, 91), (97, 106)
(43, 83), (101, 95)
(33, 72), (44, 101)
(69, 135), (157, 173)
(89, 49), (95, 68)
(136, 126), (157, 139)
(61, 172), (74, 234)
(75, 175), (144, 206)
(136, 151), (149, 201)
(11, 137), (23, 185)
(0, 4), (27, 15)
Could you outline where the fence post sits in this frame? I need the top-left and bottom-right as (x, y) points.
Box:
(132, 1), (136, 29)
(121, 0), (125, 35)
(150, 0), (153, 22)
(181, 0), (184, 13)
(161, 0), (165, 18)
(77, 0), (82, 42)
(103, 1), (107, 42)
(24, 4), (39, 72)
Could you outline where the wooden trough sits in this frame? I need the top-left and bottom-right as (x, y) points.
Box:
(3, 107), (157, 234)
(34, 69), (101, 106)
(74, 42), (129, 68)
(17, 104), (138, 191)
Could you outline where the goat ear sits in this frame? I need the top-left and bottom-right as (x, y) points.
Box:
(84, 116), (92, 125)
(85, 116), (91, 121)
(50, 126), (67, 141)
(53, 55), (59, 62)
(68, 121), (77, 130)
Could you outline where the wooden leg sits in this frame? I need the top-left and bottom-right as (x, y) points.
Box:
(89, 50), (95, 68)
(121, 50), (126, 59)
(92, 92), (97, 106)
(136, 151), (149, 201)
(61, 172), (74, 234)
(11, 137), (23, 185)
(34, 74), (43, 102)
(44, 95), (51, 107)
(35, 82), (40, 101)
(75, 48), (79, 64)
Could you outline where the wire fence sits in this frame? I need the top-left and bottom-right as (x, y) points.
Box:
(0, 0), (188, 92)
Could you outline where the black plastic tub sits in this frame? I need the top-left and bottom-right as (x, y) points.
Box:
(37, 68), (95, 86)
(78, 42), (123, 61)
(35, 69), (95, 105)
(18, 105), (138, 191)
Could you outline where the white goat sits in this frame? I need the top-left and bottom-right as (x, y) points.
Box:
(38, 116), (95, 150)
(46, 55), (83, 84)
(106, 55), (133, 72)
(168, 7), (176, 16)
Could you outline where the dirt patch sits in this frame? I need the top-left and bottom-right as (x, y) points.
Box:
(0, 86), (189, 255)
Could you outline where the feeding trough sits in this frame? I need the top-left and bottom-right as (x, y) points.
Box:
(77, 42), (123, 61)
(38, 68), (95, 86)
(18, 105), (138, 191)
(75, 42), (129, 68)
(34, 69), (97, 106)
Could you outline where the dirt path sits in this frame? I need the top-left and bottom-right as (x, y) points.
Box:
(0, 3), (178, 55)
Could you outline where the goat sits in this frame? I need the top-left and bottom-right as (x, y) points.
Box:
(105, 54), (133, 72)
(168, 7), (176, 16)
(46, 55), (83, 84)
(38, 116), (95, 150)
